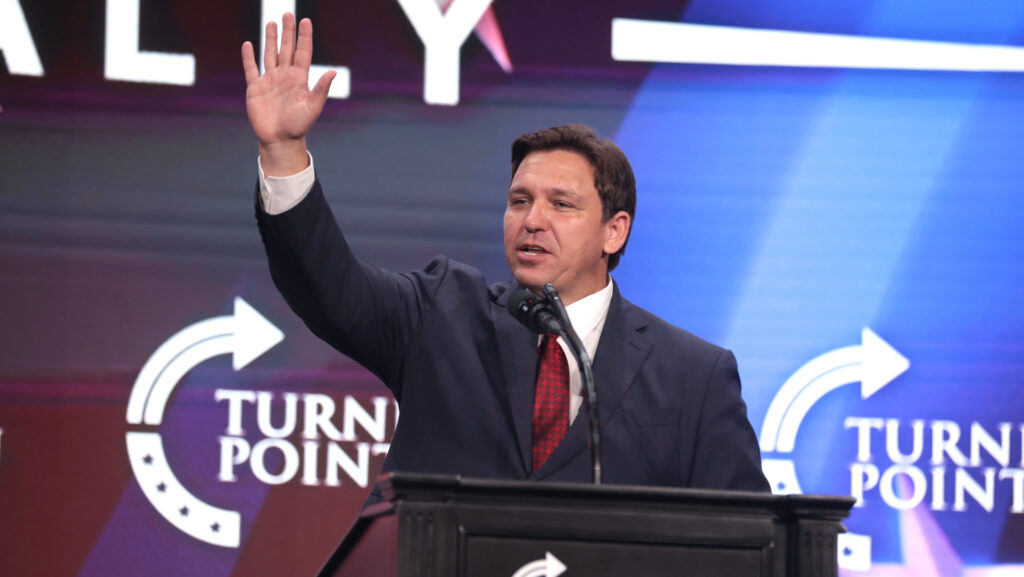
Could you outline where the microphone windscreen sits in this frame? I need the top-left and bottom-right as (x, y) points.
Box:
(507, 288), (545, 334)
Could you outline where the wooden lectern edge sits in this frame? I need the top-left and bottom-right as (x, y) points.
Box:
(314, 472), (857, 577)
(376, 471), (856, 516)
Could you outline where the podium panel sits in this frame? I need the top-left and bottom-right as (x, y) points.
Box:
(465, 536), (766, 577)
(319, 474), (853, 577)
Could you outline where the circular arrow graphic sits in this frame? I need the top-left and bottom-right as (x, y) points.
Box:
(511, 552), (567, 577)
(760, 327), (909, 454)
(126, 298), (284, 425)
(125, 297), (284, 548)
(759, 327), (908, 572)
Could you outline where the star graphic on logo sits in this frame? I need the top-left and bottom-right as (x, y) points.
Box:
(179, 506), (189, 517)
(142, 454), (153, 465)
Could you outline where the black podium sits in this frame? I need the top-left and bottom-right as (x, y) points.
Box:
(318, 473), (854, 577)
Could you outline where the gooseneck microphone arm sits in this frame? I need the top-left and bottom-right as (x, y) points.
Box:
(542, 283), (601, 485)
(506, 286), (602, 485)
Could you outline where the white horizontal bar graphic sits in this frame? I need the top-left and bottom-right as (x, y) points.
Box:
(611, 18), (1024, 72)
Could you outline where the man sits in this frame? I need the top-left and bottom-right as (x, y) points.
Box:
(243, 14), (769, 505)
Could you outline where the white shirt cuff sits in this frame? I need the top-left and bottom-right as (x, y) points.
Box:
(258, 151), (315, 215)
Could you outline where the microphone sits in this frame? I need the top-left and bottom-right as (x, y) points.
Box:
(507, 288), (564, 336)
(506, 284), (603, 485)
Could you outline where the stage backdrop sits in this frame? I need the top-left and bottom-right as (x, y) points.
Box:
(2, 1), (1023, 576)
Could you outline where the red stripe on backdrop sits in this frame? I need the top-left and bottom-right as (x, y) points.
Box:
(230, 478), (370, 577)
(0, 400), (131, 576)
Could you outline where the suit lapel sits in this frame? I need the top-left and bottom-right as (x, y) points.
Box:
(534, 284), (652, 480)
(491, 285), (537, 476)
(592, 287), (652, 428)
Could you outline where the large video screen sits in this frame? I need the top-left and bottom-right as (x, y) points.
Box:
(2, 0), (1023, 575)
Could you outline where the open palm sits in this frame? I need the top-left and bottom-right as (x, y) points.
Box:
(241, 14), (335, 148)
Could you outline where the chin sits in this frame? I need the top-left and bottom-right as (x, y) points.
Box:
(512, 271), (547, 292)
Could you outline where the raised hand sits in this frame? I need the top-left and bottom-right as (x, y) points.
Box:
(241, 13), (336, 176)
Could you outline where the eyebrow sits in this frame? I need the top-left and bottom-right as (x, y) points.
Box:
(547, 188), (582, 202)
(507, 186), (583, 202)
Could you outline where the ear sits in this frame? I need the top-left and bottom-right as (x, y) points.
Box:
(602, 210), (631, 256)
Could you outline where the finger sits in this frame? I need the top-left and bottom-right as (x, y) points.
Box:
(310, 69), (337, 103)
(241, 42), (260, 85)
(264, 20), (278, 70)
(293, 18), (314, 71)
(280, 12), (296, 67)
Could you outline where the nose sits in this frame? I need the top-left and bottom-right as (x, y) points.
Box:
(523, 203), (548, 233)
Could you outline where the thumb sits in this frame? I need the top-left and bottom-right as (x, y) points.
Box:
(310, 69), (338, 103)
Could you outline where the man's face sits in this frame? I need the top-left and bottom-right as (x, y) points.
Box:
(503, 149), (630, 306)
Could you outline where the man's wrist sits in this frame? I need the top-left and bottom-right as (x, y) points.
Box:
(259, 151), (316, 215)
(258, 139), (309, 177)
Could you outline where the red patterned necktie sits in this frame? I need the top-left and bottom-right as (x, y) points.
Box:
(532, 334), (569, 472)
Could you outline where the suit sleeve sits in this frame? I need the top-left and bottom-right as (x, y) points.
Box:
(254, 178), (448, 396)
(689, 349), (771, 492)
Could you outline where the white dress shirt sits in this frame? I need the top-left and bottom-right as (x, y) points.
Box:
(258, 153), (315, 215)
(554, 280), (613, 423)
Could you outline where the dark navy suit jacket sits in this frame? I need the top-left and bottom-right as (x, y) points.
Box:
(256, 180), (769, 505)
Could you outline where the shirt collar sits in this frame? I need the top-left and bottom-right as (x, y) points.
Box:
(564, 277), (614, 339)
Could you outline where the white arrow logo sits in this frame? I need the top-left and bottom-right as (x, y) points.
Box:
(124, 297), (284, 547)
(759, 327), (908, 572)
(760, 327), (909, 456)
(511, 552), (567, 577)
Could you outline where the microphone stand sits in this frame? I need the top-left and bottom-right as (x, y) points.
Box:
(543, 283), (601, 485)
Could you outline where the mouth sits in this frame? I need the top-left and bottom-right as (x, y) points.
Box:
(518, 244), (549, 257)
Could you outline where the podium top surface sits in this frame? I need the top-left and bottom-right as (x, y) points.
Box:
(372, 472), (855, 520)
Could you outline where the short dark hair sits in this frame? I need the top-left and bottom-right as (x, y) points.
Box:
(510, 124), (636, 271)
